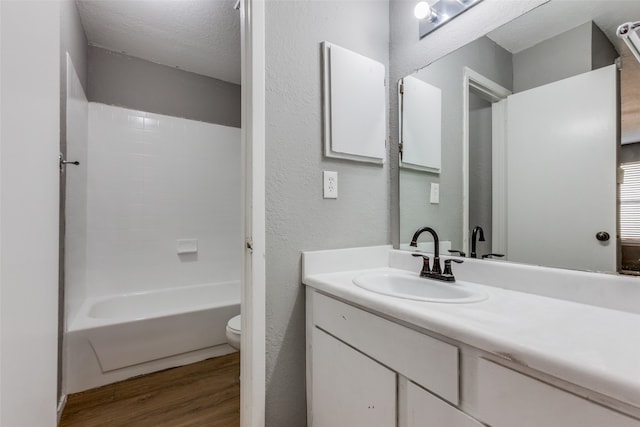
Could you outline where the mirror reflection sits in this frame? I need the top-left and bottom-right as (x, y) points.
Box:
(399, 0), (640, 274)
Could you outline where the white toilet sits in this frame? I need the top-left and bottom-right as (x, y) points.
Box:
(226, 315), (241, 350)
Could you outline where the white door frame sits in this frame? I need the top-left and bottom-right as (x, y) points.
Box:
(239, 1), (266, 426)
(462, 67), (511, 254)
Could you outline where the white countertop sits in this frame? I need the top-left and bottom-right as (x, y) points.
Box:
(302, 247), (640, 410)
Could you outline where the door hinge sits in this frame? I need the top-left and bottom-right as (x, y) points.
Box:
(399, 83), (404, 94)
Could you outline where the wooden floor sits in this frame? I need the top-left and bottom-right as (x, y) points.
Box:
(60, 353), (240, 427)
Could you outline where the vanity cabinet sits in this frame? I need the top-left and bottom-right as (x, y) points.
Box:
(306, 289), (640, 427)
(307, 290), (465, 427)
(310, 290), (459, 403)
(311, 328), (396, 427)
(476, 359), (640, 427)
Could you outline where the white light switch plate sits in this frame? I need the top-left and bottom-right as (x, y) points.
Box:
(324, 171), (338, 199)
(430, 183), (439, 204)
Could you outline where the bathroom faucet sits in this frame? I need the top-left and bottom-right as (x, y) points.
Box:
(410, 226), (441, 274)
(470, 226), (485, 258)
(410, 226), (462, 281)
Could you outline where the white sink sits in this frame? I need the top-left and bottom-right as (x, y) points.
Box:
(352, 271), (487, 303)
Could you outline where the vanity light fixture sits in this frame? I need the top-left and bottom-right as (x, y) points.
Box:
(617, 22), (640, 64)
(414, 2), (438, 22)
(416, 0), (484, 39)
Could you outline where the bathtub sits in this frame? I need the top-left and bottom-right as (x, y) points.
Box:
(65, 280), (240, 393)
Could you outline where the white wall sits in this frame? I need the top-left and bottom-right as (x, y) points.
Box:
(65, 55), (89, 327)
(65, 104), (241, 308)
(1, 1), (61, 425)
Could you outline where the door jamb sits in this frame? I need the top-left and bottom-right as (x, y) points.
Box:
(240, 1), (266, 426)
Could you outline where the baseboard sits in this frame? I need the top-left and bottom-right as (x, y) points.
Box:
(57, 394), (67, 424)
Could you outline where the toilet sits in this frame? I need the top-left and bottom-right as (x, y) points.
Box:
(226, 315), (241, 350)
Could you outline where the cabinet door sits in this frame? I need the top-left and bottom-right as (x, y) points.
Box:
(311, 328), (396, 427)
(402, 379), (483, 427)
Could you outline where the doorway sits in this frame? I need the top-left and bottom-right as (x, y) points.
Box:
(462, 67), (510, 255)
(57, 1), (266, 426)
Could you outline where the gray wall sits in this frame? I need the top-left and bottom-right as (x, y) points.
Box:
(87, 46), (241, 127)
(390, 0), (547, 248)
(399, 36), (513, 249)
(592, 22), (618, 70)
(513, 21), (617, 93)
(59, 0), (88, 402)
(264, 1), (390, 425)
(513, 22), (592, 93)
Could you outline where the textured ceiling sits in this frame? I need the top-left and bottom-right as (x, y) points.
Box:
(76, 0), (241, 85)
(488, 0), (640, 54)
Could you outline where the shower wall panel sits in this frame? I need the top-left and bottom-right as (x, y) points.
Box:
(83, 103), (241, 298)
(65, 55), (89, 325)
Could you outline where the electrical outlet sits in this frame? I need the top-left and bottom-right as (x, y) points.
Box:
(323, 171), (338, 199)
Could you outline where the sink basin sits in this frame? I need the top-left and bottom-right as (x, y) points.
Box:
(352, 271), (487, 303)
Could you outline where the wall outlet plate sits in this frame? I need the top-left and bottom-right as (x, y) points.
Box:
(324, 171), (338, 199)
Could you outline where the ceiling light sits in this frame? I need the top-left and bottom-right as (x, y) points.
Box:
(414, 2), (437, 22)
(618, 22), (640, 64)
(416, 0), (483, 38)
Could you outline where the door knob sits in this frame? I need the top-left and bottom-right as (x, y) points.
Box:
(595, 231), (610, 242)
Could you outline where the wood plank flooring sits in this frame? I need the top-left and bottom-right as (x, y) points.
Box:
(60, 353), (240, 427)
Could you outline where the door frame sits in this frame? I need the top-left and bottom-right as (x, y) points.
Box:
(462, 67), (511, 254)
(240, 1), (266, 426)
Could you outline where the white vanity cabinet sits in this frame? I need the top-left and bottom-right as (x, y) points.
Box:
(306, 288), (640, 427)
(307, 290), (470, 427)
(476, 359), (640, 427)
(311, 328), (396, 427)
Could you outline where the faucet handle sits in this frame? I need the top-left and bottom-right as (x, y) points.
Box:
(448, 249), (466, 258)
(412, 253), (431, 274)
(482, 253), (505, 259)
(443, 258), (463, 276)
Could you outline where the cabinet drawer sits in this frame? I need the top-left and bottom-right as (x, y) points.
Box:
(402, 379), (483, 427)
(313, 293), (459, 404)
(477, 358), (640, 427)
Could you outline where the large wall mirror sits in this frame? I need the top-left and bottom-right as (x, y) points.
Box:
(398, 0), (640, 274)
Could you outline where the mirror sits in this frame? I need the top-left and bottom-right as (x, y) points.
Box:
(398, 0), (640, 274)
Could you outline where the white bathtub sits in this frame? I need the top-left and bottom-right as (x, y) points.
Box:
(65, 281), (240, 393)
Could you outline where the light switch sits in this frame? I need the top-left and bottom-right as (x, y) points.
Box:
(430, 183), (439, 204)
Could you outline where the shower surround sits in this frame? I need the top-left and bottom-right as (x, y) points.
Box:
(64, 102), (241, 392)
